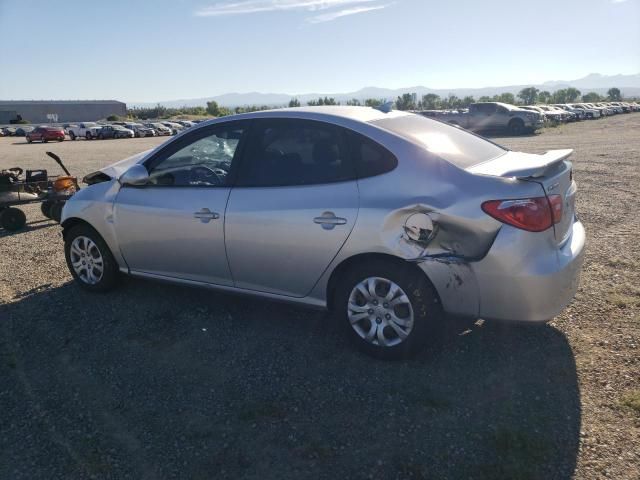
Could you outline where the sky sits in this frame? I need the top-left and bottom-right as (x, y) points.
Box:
(0, 0), (638, 102)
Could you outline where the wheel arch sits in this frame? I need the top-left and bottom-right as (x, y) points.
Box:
(325, 252), (442, 312)
(61, 216), (128, 273)
(61, 217), (95, 241)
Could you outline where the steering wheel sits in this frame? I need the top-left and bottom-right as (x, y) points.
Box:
(189, 166), (224, 185)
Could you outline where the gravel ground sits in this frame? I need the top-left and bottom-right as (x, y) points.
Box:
(0, 116), (638, 479)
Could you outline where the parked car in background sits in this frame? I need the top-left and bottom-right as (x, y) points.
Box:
(62, 106), (584, 359)
(597, 103), (621, 114)
(554, 104), (586, 120)
(421, 102), (543, 134)
(97, 125), (134, 139)
(161, 121), (184, 135)
(144, 122), (172, 136)
(26, 126), (65, 143)
(15, 126), (34, 137)
(568, 104), (600, 119)
(1, 127), (17, 136)
(609, 102), (631, 113)
(124, 122), (156, 137)
(583, 103), (610, 116)
(175, 120), (195, 128)
(519, 105), (548, 119)
(538, 105), (574, 122)
(68, 122), (102, 140)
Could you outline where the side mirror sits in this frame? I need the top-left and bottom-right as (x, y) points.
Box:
(119, 164), (149, 186)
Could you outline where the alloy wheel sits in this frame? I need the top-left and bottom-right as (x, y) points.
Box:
(347, 277), (414, 347)
(69, 236), (104, 285)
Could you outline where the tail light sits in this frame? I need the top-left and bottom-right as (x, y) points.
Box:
(482, 195), (562, 232)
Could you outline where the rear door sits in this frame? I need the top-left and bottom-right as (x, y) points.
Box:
(471, 103), (497, 130)
(225, 118), (359, 297)
(494, 104), (512, 128)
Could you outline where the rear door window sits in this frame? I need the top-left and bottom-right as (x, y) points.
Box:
(236, 119), (356, 187)
(346, 131), (398, 178)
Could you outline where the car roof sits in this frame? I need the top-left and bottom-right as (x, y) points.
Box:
(197, 106), (411, 129)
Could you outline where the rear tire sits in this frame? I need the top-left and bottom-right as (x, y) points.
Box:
(0, 207), (27, 231)
(86, 132), (92, 140)
(334, 259), (443, 360)
(41, 201), (53, 219)
(64, 224), (120, 292)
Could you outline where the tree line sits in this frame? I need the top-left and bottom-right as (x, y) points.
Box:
(127, 87), (628, 119)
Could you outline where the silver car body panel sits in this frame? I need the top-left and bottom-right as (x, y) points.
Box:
(113, 186), (233, 285)
(225, 182), (359, 297)
(62, 106), (585, 323)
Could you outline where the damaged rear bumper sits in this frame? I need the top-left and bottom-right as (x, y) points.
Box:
(471, 220), (585, 322)
(419, 220), (585, 322)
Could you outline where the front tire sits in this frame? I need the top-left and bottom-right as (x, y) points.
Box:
(334, 259), (442, 359)
(70, 131), (76, 140)
(64, 224), (119, 292)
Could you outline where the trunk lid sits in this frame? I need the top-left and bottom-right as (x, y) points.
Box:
(469, 149), (576, 244)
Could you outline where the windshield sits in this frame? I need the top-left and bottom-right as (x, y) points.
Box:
(373, 114), (506, 169)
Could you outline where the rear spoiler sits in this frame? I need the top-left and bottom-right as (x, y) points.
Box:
(468, 149), (573, 179)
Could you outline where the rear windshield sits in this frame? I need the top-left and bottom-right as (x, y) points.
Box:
(372, 114), (506, 168)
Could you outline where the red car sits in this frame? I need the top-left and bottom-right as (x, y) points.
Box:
(26, 126), (65, 143)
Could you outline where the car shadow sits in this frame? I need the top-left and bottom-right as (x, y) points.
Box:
(0, 279), (580, 480)
(0, 219), (56, 237)
(10, 140), (66, 145)
(482, 131), (542, 140)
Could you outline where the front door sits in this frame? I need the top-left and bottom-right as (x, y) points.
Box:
(225, 118), (359, 297)
(113, 121), (247, 285)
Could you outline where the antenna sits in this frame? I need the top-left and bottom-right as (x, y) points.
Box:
(374, 101), (394, 114)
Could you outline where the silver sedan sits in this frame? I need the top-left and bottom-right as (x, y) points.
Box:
(61, 106), (585, 359)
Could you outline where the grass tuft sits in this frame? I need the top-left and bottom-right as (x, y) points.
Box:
(621, 390), (640, 413)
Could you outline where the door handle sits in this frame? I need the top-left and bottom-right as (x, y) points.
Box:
(194, 208), (220, 223)
(314, 211), (347, 230)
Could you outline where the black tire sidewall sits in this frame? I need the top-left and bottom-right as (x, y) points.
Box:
(335, 259), (442, 360)
(64, 224), (119, 292)
(40, 201), (53, 219)
(0, 208), (27, 231)
(49, 203), (63, 223)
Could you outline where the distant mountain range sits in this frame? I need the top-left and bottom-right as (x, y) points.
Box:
(132, 73), (640, 108)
